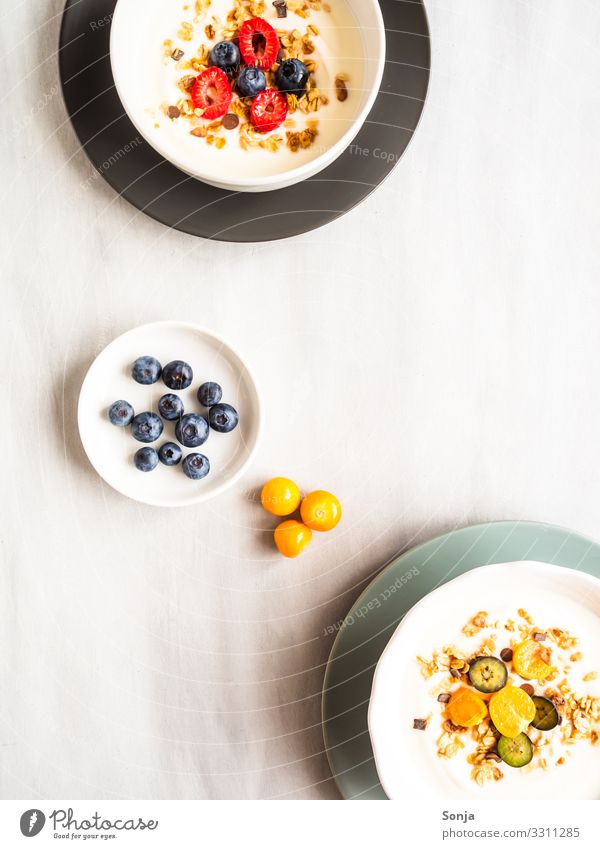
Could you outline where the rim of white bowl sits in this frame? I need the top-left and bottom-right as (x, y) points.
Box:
(109, 0), (387, 190)
(77, 320), (264, 507)
(367, 561), (600, 799)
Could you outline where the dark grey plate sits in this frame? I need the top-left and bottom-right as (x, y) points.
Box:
(59, 0), (430, 242)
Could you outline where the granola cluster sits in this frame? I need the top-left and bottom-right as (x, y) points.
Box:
(159, 0), (349, 154)
(415, 609), (599, 787)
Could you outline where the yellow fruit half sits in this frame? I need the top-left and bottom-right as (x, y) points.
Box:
(447, 687), (488, 727)
(512, 639), (554, 681)
(489, 685), (536, 738)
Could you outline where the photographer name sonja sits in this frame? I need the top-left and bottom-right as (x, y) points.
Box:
(49, 808), (158, 837)
(442, 810), (475, 822)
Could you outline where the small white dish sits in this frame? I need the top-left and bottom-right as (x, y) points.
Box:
(368, 562), (600, 800)
(78, 321), (263, 507)
(110, 0), (386, 192)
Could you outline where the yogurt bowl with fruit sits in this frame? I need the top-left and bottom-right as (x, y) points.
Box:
(368, 562), (600, 800)
(110, 0), (385, 191)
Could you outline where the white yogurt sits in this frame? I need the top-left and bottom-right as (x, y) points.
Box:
(414, 600), (600, 797)
(146, 0), (366, 178)
(369, 562), (600, 800)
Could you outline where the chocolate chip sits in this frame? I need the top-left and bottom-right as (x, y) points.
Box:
(171, 48), (184, 61)
(500, 647), (513, 662)
(167, 106), (181, 119)
(450, 668), (461, 679)
(273, 0), (288, 17)
(335, 77), (348, 102)
(413, 718), (427, 730)
(520, 683), (535, 696)
(533, 631), (547, 641)
(437, 693), (451, 704)
(222, 113), (240, 130)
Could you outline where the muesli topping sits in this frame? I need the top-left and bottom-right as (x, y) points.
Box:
(160, 0), (349, 153)
(415, 610), (599, 785)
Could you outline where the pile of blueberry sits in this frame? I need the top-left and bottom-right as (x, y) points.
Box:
(108, 355), (239, 480)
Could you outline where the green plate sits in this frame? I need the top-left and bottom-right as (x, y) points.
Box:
(321, 521), (600, 799)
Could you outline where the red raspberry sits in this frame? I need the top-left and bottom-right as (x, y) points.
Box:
(239, 17), (280, 71)
(191, 67), (233, 120)
(250, 88), (288, 133)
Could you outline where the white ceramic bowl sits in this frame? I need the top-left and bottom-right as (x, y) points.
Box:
(78, 321), (263, 507)
(368, 561), (600, 800)
(110, 0), (385, 192)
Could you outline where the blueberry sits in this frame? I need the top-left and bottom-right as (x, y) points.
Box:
(158, 393), (184, 421)
(175, 413), (209, 448)
(237, 66), (267, 97)
(208, 403), (239, 433)
(162, 360), (193, 390)
(182, 453), (210, 480)
(158, 442), (182, 466)
(209, 40), (240, 74)
(275, 58), (309, 94)
(134, 447), (159, 472)
(131, 411), (164, 443)
(132, 355), (161, 385)
(197, 381), (223, 407)
(108, 400), (134, 427)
